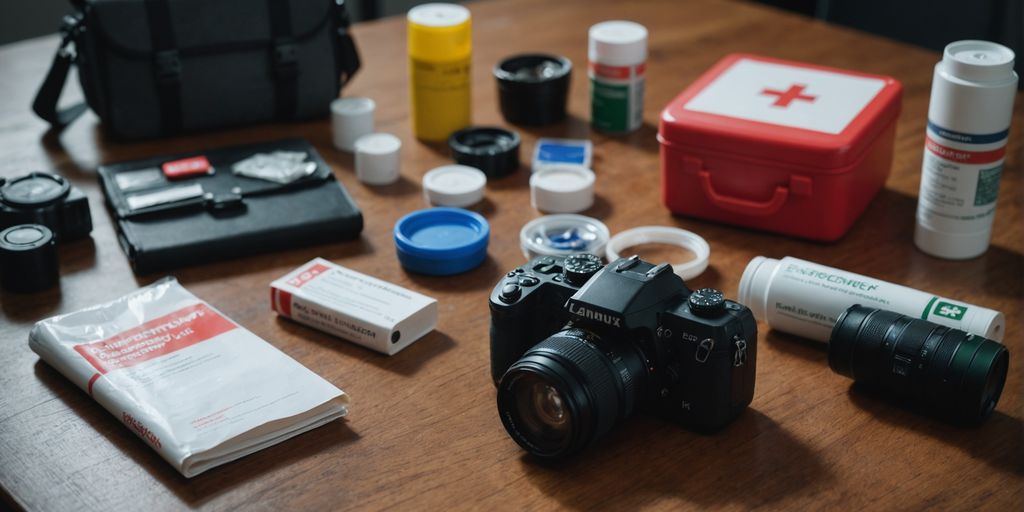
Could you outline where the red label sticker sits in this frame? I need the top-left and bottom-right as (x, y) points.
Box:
(589, 62), (646, 80)
(162, 156), (212, 179)
(74, 303), (236, 374)
(286, 263), (330, 288)
(926, 136), (1006, 165)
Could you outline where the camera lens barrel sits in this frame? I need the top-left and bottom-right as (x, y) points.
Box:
(829, 305), (1009, 423)
(497, 329), (644, 458)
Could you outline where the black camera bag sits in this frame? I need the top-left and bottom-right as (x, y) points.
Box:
(33, 0), (360, 140)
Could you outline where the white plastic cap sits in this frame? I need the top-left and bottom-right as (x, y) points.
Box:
(737, 255), (779, 322)
(408, 3), (470, 27)
(942, 40), (1016, 83)
(354, 133), (402, 185)
(331, 97), (376, 152)
(422, 164), (486, 207)
(914, 222), (991, 260)
(965, 308), (1006, 342)
(588, 21), (648, 66)
(530, 165), (595, 213)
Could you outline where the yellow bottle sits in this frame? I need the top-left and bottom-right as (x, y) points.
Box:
(407, 3), (472, 142)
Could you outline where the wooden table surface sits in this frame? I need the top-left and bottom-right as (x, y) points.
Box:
(1, 0), (1021, 509)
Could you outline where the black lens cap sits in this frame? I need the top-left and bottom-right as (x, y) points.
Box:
(448, 127), (521, 178)
(0, 224), (59, 293)
(0, 172), (71, 208)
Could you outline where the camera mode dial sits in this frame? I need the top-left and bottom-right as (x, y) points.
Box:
(562, 253), (602, 286)
(688, 288), (726, 318)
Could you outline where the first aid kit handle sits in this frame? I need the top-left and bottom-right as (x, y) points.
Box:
(698, 170), (788, 216)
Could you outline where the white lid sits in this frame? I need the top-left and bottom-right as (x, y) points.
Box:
(736, 255), (779, 322)
(914, 221), (991, 260)
(331, 97), (376, 152)
(331, 97), (375, 117)
(519, 214), (610, 260)
(588, 20), (647, 65)
(530, 165), (595, 213)
(965, 308), (1006, 342)
(408, 3), (470, 27)
(354, 133), (401, 185)
(422, 164), (487, 207)
(606, 226), (711, 281)
(942, 40), (1016, 83)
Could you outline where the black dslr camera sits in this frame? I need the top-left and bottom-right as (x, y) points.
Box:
(0, 172), (92, 241)
(489, 254), (757, 458)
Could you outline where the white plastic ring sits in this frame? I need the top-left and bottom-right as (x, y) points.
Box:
(606, 226), (710, 280)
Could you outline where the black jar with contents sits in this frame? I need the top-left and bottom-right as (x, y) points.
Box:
(494, 54), (572, 126)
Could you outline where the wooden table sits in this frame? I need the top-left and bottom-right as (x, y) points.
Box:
(1, 0), (1021, 509)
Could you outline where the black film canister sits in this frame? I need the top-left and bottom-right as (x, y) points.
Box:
(448, 127), (521, 178)
(0, 224), (59, 293)
(494, 54), (572, 126)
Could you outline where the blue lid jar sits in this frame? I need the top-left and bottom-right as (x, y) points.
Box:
(394, 207), (490, 275)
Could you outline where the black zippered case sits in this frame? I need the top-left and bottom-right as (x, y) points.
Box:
(97, 138), (363, 274)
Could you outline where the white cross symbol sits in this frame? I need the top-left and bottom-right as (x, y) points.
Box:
(939, 305), (963, 317)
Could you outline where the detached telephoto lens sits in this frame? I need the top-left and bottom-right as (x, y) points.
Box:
(829, 305), (1009, 424)
(496, 328), (644, 458)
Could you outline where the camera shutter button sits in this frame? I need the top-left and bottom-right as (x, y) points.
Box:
(688, 288), (726, 317)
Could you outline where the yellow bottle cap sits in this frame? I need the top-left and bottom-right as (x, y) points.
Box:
(408, 3), (472, 61)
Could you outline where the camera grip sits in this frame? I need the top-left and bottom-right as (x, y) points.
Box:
(489, 310), (533, 385)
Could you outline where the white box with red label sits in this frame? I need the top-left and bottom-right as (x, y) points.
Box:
(271, 258), (438, 355)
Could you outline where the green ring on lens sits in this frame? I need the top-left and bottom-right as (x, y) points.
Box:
(958, 336), (1009, 422)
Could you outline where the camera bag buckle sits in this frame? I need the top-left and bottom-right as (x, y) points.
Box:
(273, 40), (299, 79)
(733, 337), (747, 367)
(153, 50), (182, 86)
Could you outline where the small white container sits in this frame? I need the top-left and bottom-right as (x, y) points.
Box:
(422, 165), (486, 207)
(354, 133), (401, 185)
(530, 165), (595, 213)
(737, 255), (1005, 343)
(331, 97), (376, 152)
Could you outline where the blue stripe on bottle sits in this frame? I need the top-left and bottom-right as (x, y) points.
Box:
(927, 120), (1009, 145)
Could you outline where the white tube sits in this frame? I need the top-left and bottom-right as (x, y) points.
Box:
(737, 256), (1004, 342)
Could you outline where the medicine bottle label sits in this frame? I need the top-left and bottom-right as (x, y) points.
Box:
(410, 57), (471, 141)
(917, 121), (1007, 233)
(589, 62), (645, 133)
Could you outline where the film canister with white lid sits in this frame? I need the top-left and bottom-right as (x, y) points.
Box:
(0, 224), (59, 293)
(423, 165), (487, 207)
(331, 97), (376, 152)
(355, 133), (402, 185)
(589, 20), (647, 133)
(530, 165), (595, 213)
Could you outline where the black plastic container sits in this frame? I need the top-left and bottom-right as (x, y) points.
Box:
(494, 54), (572, 126)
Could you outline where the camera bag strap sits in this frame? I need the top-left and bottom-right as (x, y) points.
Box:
(32, 13), (88, 129)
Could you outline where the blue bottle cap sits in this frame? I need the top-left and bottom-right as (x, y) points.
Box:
(394, 207), (490, 275)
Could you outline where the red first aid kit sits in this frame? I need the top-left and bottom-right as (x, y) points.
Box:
(659, 54), (902, 241)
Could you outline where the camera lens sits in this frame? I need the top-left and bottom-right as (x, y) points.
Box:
(829, 305), (1009, 424)
(497, 328), (645, 458)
